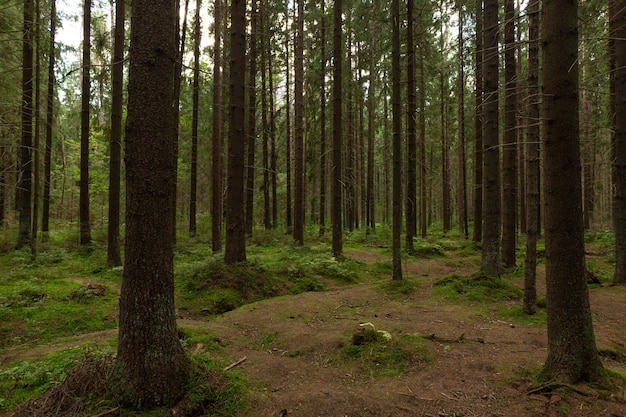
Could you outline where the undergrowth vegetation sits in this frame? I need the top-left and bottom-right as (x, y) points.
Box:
(0, 225), (621, 415)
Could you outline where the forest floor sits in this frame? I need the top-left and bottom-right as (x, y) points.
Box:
(1, 241), (625, 417)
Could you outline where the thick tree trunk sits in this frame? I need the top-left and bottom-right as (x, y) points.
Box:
(79, 0), (91, 246)
(107, 0), (123, 266)
(612, 0), (626, 284)
(212, 0), (223, 252)
(541, 0), (603, 381)
(225, 0), (248, 264)
(391, 0), (403, 280)
(480, 0), (501, 276)
(331, 0), (343, 258)
(113, 0), (189, 407)
(501, 0), (518, 268)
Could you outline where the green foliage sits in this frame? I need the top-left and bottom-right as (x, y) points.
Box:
(377, 277), (418, 296)
(433, 272), (523, 302)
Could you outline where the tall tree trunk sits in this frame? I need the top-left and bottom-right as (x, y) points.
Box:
(523, 0), (539, 315)
(612, 0), (626, 284)
(293, 0), (305, 245)
(285, 8), (293, 233)
(189, 0), (201, 237)
(419, 38), (427, 238)
(383, 80), (390, 226)
(212, 0), (224, 252)
(457, 2), (468, 239)
(79, 0), (92, 246)
(541, 0), (603, 382)
(113, 0), (189, 406)
(331, 0), (343, 258)
(440, 19), (451, 234)
(31, 0), (41, 258)
(582, 39), (594, 230)
(171, 0), (189, 245)
(245, 0), (258, 236)
(501, 0), (517, 268)
(391, 0), (403, 280)
(472, 0), (484, 243)
(261, 7), (271, 230)
(366, 16), (376, 234)
(345, 28), (355, 232)
(481, 0), (501, 276)
(107, 0), (123, 266)
(406, 0), (416, 254)
(42, 0), (55, 239)
(270, 48), (278, 229)
(319, 0), (327, 236)
(224, 0), (247, 264)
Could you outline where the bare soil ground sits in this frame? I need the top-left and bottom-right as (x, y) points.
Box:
(202, 249), (626, 417)
(2, 248), (625, 417)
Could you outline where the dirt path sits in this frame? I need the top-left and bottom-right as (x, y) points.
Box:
(3, 248), (625, 417)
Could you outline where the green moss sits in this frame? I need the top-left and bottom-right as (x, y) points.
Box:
(433, 272), (523, 302)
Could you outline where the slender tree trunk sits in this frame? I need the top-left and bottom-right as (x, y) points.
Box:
(79, 0), (92, 246)
(285, 9), (293, 233)
(523, 0), (539, 315)
(31, 0), (41, 259)
(346, 29), (355, 232)
(107, 0), (123, 266)
(481, 0), (501, 276)
(392, 0), (403, 280)
(582, 39), (594, 230)
(457, 3), (468, 239)
(224, 0), (247, 264)
(293, 0), (305, 245)
(245, 0), (258, 236)
(319, 0), (327, 236)
(212, 0), (223, 252)
(440, 21), (451, 234)
(40, 1), (54, 236)
(419, 38), (427, 238)
(113, 0), (189, 406)
(171, 0), (189, 245)
(261, 8), (271, 230)
(367, 15), (376, 234)
(189, 0), (201, 237)
(473, 0), (484, 243)
(383, 81), (390, 226)
(331, 0), (343, 258)
(501, 0), (517, 268)
(270, 53), (278, 229)
(406, 0), (416, 254)
(541, 0), (603, 382)
(612, 0), (626, 284)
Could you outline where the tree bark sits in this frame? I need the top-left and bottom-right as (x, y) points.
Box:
(523, 0), (539, 315)
(406, 0), (416, 254)
(480, 0), (501, 276)
(612, 0), (626, 284)
(79, 0), (92, 246)
(319, 0), (327, 236)
(541, 0), (603, 381)
(224, 0), (248, 264)
(472, 0), (484, 243)
(113, 0), (189, 406)
(245, 0), (258, 236)
(501, 0), (517, 268)
(392, 0), (403, 280)
(189, 0), (201, 237)
(457, 3), (468, 239)
(212, 0), (223, 252)
(331, 0), (343, 258)
(366, 15), (376, 234)
(17, 0), (34, 249)
(293, 0), (304, 245)
(107, 0), (123, 266)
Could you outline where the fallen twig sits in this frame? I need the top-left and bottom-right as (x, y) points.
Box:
(223, 356), (247, 371)
(91, 407), (120, 417)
